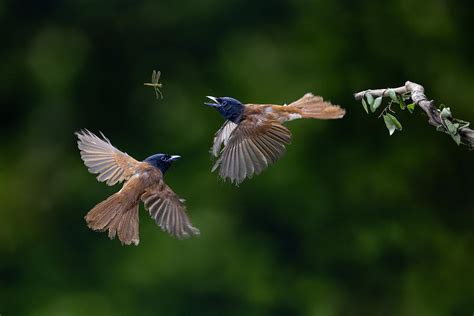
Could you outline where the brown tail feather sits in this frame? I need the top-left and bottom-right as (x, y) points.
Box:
(85, 193), (140, 246)
(289, 93), (345, 119)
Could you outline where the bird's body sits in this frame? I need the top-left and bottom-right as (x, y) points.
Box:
(206, 93), (345, 184)
(76, 130), (199, 245)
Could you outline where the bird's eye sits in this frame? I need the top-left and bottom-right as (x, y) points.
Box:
(160, 156), (167, 161)
(221, 100), (227, 106)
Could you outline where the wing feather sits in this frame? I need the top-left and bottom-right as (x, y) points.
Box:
(211, 120), (238, 157)
(212, 119), (291, 184)
(76, 130), (141, 186)
(237, 140), (248, 180)
(141, 182), (200, 239)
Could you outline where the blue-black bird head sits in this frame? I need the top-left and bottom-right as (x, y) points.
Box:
(205, 96), (245, 123)
(144, 154), (181, 174)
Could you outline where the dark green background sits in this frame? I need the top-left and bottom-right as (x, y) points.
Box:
(1, 0), (473, 315)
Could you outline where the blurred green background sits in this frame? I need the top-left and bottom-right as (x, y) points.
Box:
(1, 0), (473, 315)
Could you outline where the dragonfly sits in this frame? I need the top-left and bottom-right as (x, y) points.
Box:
(144, 70), (163, 99)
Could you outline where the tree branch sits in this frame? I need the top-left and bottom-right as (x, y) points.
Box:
(354, 81), (474, 148)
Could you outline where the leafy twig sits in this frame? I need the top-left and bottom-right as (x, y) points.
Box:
(354, 81), (474, 148)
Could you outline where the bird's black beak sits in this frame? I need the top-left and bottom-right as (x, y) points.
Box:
(169, 155), (181, 161)
(205, 96), (221, 107)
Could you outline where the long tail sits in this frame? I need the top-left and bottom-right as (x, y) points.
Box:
(288, 93), (345, 119)
(85, 192), (140, 246)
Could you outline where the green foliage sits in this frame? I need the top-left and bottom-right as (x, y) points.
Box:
(383, 113), (402, 135)
(362, 98), (369, 114)
(398, 95), (406, 110)
(438, 107), (471, 146)
(372, 96), (382, 112)
(361, 91), (471, 145)
(388, 89), (398, 102)
(366, 93), (374, 107)
(360, 89), (413, 135)
(383, 114), (396, 135)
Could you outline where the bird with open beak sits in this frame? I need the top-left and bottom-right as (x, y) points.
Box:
(205, 93), (345, 185)
(76, 130), (200, 245)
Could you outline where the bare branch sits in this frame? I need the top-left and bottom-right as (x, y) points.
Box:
(354, 81), (474, 148)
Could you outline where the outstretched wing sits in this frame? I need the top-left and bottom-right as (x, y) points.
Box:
(141, 181), (200, 239)
(212, 118), (292, 184)
(76, 129), (141, 186)
(211, 120), (238, 157)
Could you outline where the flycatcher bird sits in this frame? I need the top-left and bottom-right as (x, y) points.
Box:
(76, 130), (199, 245)
(205, 93), (345, 184)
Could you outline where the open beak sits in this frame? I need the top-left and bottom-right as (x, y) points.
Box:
(205, 96), (221, 107)
(169, 155), (181, 161)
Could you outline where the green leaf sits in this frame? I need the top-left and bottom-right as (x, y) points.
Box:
(454, 118), (470, 129)
(452, 133), (461, 145)
(444, 120), (458, 135)
(386, 113), (402, 131)
(398, 95), (406, 110)
(442, 116), (462, 145)
(383, 114), (396, 135)
(361, 99), (369, 114)
(440, 107), (451, 119)
(365, 93), (374, 107)
(387, 89), (397, 102)
(407, 103), (415, 113)
(371, 96), (382, 113)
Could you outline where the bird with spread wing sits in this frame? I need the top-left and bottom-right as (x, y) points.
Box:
(205, 93), (345, 184)
(76, 130), (199, 245)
